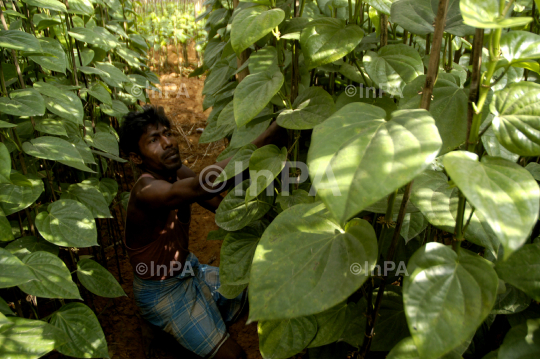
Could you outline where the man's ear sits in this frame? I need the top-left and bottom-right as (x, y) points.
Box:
(129, 152), (142, 165)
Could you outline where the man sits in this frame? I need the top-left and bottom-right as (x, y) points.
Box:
(119, 105), (284, 359)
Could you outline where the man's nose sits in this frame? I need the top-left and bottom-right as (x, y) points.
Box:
(161, 135), (173, 149)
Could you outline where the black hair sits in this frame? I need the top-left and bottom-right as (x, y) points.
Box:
(119, 105), (171, 155)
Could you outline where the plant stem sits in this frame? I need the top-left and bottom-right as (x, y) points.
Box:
(466, 29), (484, 150)
(380, 14), (388, 47)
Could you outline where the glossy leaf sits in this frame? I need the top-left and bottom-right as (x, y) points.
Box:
(491, 82), (540, 156)
(94, 62), (130, 88)
(308, 301), (349, 348)
(214, 144), (257, 184)
(276, 87), (336, 129)
(77, 259), (126, 298)
(403, 243), (498, 359)
(19, 251), (81, 299)
(249, 46), (279, 74)
(215, 179), (273, 231)
(0, 214), (13, 242)
(0, 248), (36, 289)
(386, 336), (463, 359)
(276, 189), (315, 211)
(300, 18), (364, 70)
(460, 0), (533, 28)
(0, 172), (44, 216)
(228, 108), (273, 149)
(23, 0), (67, 13)
(29, 38), (67, 74)
(249, 202), (378, 320)
(23, 136), (93, 173)
(231, 6), (285, 54)
(498, 318), (540, 358)
(246, 145), (287, 202)
(61, 182), (112, 218)
(364, 44), (424, 97)
(0, 143), (10, 184)
(50, 303), (109, 358)
(496, 242), (540, 302)
(501, 31), (540, 65)
(5, 236), (59, 260)
(526, 162), (540, 181)
(308, 103), (441, 225)
(68, 26), (118, 51)
(0, 30), (41, 52)
(87, 82), (113, 106)
(443, 152), (540, 259)
(258, 316), (317, 359)
(482, 126), (520, 162)
(35, 199), (98, 247)
(0, 89), (45, 117)
(371, 287), (410, 351)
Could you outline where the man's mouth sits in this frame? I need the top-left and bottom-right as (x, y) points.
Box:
(164, 150), (179, 160)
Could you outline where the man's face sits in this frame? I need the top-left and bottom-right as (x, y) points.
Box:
(133, 123), (182, 173)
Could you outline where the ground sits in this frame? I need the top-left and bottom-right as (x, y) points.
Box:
(93, 74), (262, 359)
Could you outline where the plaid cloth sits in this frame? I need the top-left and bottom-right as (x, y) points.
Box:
(133, 253), (247, 358)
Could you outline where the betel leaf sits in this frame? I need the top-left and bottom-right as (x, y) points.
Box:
(94, 62), (130, 88)
(443, 152), (539, 260)
(231, 5), (285, 54)
(371, 287), (410, 351)
(397, 212), (428, 243)
(276, 87), (336, 130)
(400, 73), (468, 155)
(0, 213), (12, 243)
(60, 182), (112, 218)
(498, 318), (540, 358)
(35, 117), (67, 137)
(35, 199), (98, 247)
(492, 283), (531, 315)
(0, 172), (44, 216)
(391, 0), (473, 37)
(496, 242), (540, 302)
(500, 31), (540, 65)
(0, 30), (42, 52)
(248, 46), (279, 74)
(482, 125), (520, 162)
(410, 170), (500, 257)
(364, 44), (424, 98)
(460, 0), (533, 29)
(18, 251), (81, 300)
(33, 82), (84, 125)
(22, 0), (67, 13)
(202, 57), (237, 96)
(249, 202), (378, 321)
(491, 82), (540, 156)
(403, 243), (498, 359)
(0, 316), (69, 359)
(77, 259), (126, 298)
(214, 144), (257, 184)
(386, 336), (463, 359)
(526, 162), (540, 181)
(29, 38), (67, 74)
(308, 301), (349, 348)
(246, 145), (287, 202)
(50, 303), (109, 358)
(5, 236), (59, 260)
(0, 88), (45, 117)
(220, 221), (265, 293)
(234, 69), (284, 127)
(204, 38), (227, 69)
(67, 0), (94, 15)
(308, 103), (441, 226)
(228, 108), (273, 149)
(0, 297), (12, 315)
(91, 131), (119, 156)
(0, 143), (10, 184)
(0, 248), (36, 288)
(215, 179), (273, 231)
(87, 82), (113, 106)
(22, 136), (94, 173)
(276, 189), (315, 211)
(365, 0), (396, 15)
(300, 18), (364, 70)
(258, 316), (317, 359)
(68, 27), (118, 51)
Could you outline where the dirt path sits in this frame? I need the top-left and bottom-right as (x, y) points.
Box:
(94, 74), (262, 359)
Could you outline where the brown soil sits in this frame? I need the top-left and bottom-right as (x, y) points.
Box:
(93, 74), (262, 359)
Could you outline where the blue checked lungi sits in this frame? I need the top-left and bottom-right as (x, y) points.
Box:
(133, 253), (247, 358)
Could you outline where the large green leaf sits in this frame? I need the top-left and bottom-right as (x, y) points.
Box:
(0, 316), (69, 359)
(276, 189), (315, 211)
(276, 87), (336, 129)
(386, 336), (463, 359)
(67, 0), (94, 15)
(308, 301), (349, 348)
(5, 236), (59, 260)
(234, 69), (284, 127)
(77, 259), (126, 298)
(214, 144), (256, 184)
(0, 213), (13, 242)
(202, 57), (237, 96)
(246, 145), (287, 202)
(248, 46), (279, 74)
(400, 73), (468, 154)
(526, 162), (540, 181)
(496, 242), (540, 302)
(50, 303), (109, 358)
(220, 221), (265, 295)
(87, 82), (113, 106)
(0, 172), (44, 216)
(228, 108), (273, 149)
(204, 38), (227, 69)
(18, 251), (81, 299)
(403, 243), (498, 359)
(482, 126), (520, 162)
(68, 26), (118, 51)
(29, 38), (67, 74)
(94, 62), (130, 88)
(0, 248), (36, 288)
(0, 143), (10, 184)
(371, 287), (410, 351)
(364, 44), (424, 97)
(308, 103), (441, 225)
(22, 136), (93, 173)
(215, 179), (273, 231)
(498, 318), (540, 358)
(0, 30), (42, 52)
(443, 152), (539, 260)
(258, 316), (317, 359)
(35, 199), (98, 247)
(501, 31), (540, 66)
(491, 82), (540, 156)
(460, 0), (533, 28)
(391, 0), (473, 37)
(60, 182), (112, 218)
(34, 82), (84, 125)
(300, 18), (364, 70)
(365, 0), (396, 14)
(249, 202), (378, 320)
(23, 0), (67, 13)
(101, 100), (129, 119)
(0, 89), (45, 117)
(231, 5), (285, 54)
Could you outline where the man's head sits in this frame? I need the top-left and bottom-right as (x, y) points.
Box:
(119, 106), (181, 174)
